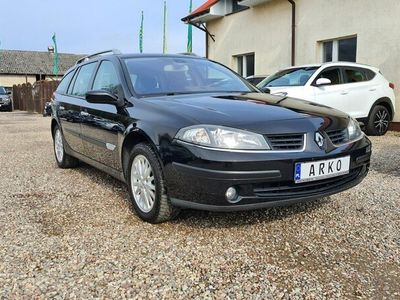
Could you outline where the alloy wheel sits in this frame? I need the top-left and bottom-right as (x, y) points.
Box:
(54, 129), (64, 163)
(374, 109), (389, 134)
(130, 154), (156, 213)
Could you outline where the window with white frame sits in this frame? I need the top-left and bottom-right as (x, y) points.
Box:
(322, 37), (357, 63)
(235, 53), (255, 77)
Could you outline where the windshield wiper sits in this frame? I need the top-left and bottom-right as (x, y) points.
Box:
(140, 90), (254, 98)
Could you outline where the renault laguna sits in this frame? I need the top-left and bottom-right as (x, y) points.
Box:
(51, 51), (371, 223)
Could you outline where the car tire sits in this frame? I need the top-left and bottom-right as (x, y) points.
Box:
(366, 105), (390, 136)
(53, 125), (79, 168)
(7, 105), (13, 112)
(127, 143), (179, 223)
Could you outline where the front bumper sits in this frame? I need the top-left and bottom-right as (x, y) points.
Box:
(0, 102), (11, 111)
(162, 136), (371, 212)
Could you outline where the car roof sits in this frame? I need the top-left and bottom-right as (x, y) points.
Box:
(321, 61), (378, 70)
(64, 52), (206, 76)
(77, 53), (205, 65)
(282, 61), (378, 71)
(118, 53), (204, 59)
(283, 64), (321, 70)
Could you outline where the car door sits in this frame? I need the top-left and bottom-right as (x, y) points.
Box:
(312, 67), (350, 114)
(341, 67), (378, 118)
(80, 60), (126, 170)
(62, 62), (98, 155)
(56, 69), (86, 154)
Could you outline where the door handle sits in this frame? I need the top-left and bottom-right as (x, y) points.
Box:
(80, 111), (89, 116)
(340, 91), (349, 95)
(369, 88), (377, 91)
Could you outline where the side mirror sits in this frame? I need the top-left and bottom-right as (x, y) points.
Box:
(315, 78), (332, 86)
(7, 91), (12, 95)
(86, 90), (119, 105)
(260, 87), (271, 94)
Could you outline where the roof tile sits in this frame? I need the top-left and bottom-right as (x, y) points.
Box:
(0, 50), (83, 75)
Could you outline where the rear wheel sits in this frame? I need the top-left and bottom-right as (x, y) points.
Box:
(53, 125), (79, 168)
(366, 105), (390, 136)
(127, 143), (179, 223)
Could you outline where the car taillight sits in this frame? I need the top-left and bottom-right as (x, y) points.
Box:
(389, 82), (395, 89)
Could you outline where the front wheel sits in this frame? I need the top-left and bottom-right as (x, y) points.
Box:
(127, 143), (179, 223)
(366, 105), (390, 136)
(53, 125), (79, 168)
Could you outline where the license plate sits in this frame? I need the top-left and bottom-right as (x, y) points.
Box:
(294, 156), (350, 183)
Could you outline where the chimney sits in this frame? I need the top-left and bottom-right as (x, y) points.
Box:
(48, 46), (54, 53)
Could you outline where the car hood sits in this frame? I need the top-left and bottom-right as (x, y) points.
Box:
(141, 92), (350, 134)
(266, 86), (305, 94)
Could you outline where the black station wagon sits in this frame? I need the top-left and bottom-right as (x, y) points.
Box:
(51, 50), (371, 223)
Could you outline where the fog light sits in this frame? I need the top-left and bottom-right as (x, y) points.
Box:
(226, 187), (238, 202)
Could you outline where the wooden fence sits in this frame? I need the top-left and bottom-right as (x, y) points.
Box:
(12, 80), (59, 113)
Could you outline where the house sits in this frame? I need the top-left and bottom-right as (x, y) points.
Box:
(0, 48), (82, 91)
(182, 0), (400, 126)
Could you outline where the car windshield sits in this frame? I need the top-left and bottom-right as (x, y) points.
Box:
(0, 87), (6, 95)
(257, 67), (319, 88)
(124, 57), (255, 96)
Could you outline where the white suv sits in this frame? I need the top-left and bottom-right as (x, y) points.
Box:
(257, 62), (396, 135)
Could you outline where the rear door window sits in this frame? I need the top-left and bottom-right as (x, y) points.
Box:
(344, 68), (369, 83)
(315, 68), (342, 85)
(71, 62), (97, 97)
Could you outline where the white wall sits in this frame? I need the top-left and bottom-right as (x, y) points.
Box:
(208, 0), (292, 73)
(0, 74), (36, 88)
(206, 0), (400, 121)
(0, 74), (62, 89)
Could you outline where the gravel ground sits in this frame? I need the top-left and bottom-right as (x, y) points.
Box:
(0, 111), (399, 299)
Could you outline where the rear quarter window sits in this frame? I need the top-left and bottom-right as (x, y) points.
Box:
(56, 70), (75, 94)
(365, 69), (376, 80)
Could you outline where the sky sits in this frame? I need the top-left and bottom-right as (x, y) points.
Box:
(0, 0), (206, 56)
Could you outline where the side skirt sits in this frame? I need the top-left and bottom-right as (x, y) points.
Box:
(64, 142), (126, 183)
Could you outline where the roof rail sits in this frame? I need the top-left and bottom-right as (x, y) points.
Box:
(76, 49), (121, 65)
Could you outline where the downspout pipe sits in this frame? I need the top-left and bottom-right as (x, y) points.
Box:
(206, 30), (209, 58)
(287, 0), (296, 66)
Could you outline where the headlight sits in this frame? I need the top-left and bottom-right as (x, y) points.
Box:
(347, 118), (363, 140)
(176, 125), (270, 150)
(3, 97), (10, 103)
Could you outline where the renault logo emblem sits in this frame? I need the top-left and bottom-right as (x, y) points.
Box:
(315, 132), (325, 149)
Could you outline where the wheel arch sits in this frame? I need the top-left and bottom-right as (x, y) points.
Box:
(120, 127), (160, 180)
(369, 97), (394, 121)
(51, 118), (60, 137)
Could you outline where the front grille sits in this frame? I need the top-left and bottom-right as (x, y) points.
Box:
(265, 134), (304, 151)
(253, 167), (362, 200)
(327, 129), (349, 145)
